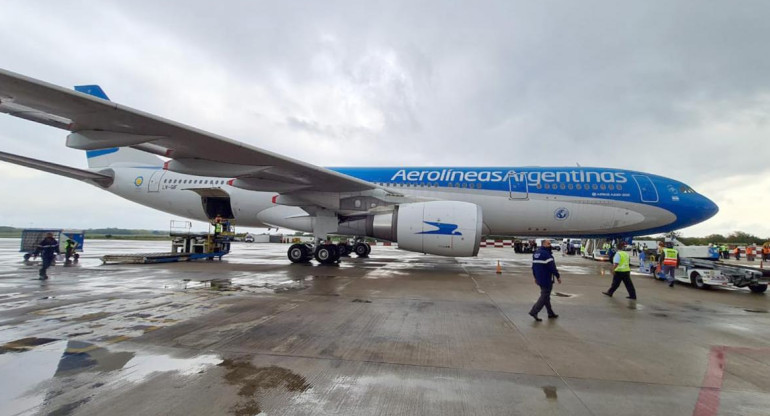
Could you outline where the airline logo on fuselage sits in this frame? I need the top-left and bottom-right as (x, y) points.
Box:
(390, 169), (628, 186)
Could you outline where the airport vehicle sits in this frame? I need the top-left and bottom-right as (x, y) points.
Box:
(663, 258), (768, 293)
(0, 69), (719, 264)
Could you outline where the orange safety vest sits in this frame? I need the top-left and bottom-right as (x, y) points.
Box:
(746, 247), (753, 255)
(663, 248), (678, 266)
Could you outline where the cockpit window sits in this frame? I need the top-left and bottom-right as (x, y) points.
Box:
(679, 185), (696, 194)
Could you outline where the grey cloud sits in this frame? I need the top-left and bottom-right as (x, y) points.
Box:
(1, 0), (769, 234)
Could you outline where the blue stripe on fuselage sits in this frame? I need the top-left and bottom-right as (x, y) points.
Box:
(328, 166), (717, 236)
(330, 166), (650, 204)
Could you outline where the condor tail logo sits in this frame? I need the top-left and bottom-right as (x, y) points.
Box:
(418, 221), (462, 236)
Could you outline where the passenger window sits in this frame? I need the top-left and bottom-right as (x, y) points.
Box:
(600, 184), (606, 190)
(608, 184), (615, 190)
(568, 184), (574, 190)
(592, 184), (598, 190)
(576, 184), (582, 190)
(617, 184), (623, 190)
(560, 184), (566, 190)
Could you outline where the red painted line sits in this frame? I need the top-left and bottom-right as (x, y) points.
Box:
(692, 346), (726, 416)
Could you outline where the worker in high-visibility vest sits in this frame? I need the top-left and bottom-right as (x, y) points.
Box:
(763, 243), (770, 261)
(746, 245), (755, 261)
(602, 241), (636, 299)
(734, 246), (740, 260)
(661, 243), (679, 287)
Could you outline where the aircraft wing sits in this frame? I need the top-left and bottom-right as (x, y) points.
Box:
(0, 150), (113, 187)
(0, 68), (375, 194)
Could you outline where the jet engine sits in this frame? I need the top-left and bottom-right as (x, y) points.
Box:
(339, 201), (483, 257)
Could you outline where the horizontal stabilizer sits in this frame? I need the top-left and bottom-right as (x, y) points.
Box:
(0, 150), (113, 187)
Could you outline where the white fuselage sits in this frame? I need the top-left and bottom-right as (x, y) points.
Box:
(107, 167), (675, 237)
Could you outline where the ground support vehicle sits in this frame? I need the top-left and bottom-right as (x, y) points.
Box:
(647, 257), (769, 293)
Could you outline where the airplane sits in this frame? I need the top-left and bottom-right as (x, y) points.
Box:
(0, 68), (719, 264)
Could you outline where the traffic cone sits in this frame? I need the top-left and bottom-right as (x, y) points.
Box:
(496, 261), (502, 274)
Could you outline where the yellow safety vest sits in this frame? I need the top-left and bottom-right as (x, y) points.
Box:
(663, 248), (678, 266)
(615, 251), (631, 272)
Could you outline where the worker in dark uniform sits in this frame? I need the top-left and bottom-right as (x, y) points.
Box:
(34, 232), (59, 280)
(529, 239), (561, 322)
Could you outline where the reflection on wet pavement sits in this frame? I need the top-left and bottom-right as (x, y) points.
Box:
(0, 238), (768, 415)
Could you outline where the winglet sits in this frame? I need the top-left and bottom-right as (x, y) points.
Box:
(74, 85), (110, 101)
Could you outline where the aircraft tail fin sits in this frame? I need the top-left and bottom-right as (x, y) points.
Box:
(74, 84), (163, 169)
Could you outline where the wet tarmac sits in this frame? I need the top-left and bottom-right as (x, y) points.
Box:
(0, 238), (768, 416)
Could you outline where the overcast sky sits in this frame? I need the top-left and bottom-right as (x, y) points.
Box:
(1, 1), (769, 237)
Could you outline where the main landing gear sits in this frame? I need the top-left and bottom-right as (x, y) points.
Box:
(287, 240), (371, 264)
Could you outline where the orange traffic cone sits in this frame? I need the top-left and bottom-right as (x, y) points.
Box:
(496, 261), (502, 274)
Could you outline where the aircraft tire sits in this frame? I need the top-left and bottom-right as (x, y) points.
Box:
(749, 284), (767, 294)
(354, 242), (369, 258)
(337, 243), (351, 257)
(288, 244), (309, 263)
(315, 244), (338, 264)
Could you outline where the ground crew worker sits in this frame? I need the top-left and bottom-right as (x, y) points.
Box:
(602, 241), (636, 299)
(763, 243), (770, 261)
(529, 239), (561, 322)
(33, 232), (59, 280)
(734, 246), (740, 260)
(661, 242), (679, 287)
(720, 244), (728, 260)
(64, 238), (78, 265)
(746, 244), (755, 261)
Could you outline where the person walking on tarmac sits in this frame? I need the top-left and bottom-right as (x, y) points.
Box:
(529, 239), (561, 322)
(33, 232), (59, 280)
(661, 242), (679, 287)
(602, 241), (637, 299)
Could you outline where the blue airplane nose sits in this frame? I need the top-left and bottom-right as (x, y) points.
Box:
(698, 194), (719, 222)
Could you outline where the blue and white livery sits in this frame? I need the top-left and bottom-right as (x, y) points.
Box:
(0, 68), (718, 264)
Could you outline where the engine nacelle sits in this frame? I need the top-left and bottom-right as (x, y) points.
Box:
(355, 201), (483, 257)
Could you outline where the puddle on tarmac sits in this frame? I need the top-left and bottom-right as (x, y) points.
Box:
(543, 385), (558, 400)
(352, 299), (373, 303)
(0, 339), (67, 416)
(56, 341), (135, 375)
(744, 309), (768, 313)
(0, 337), (222, 415)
